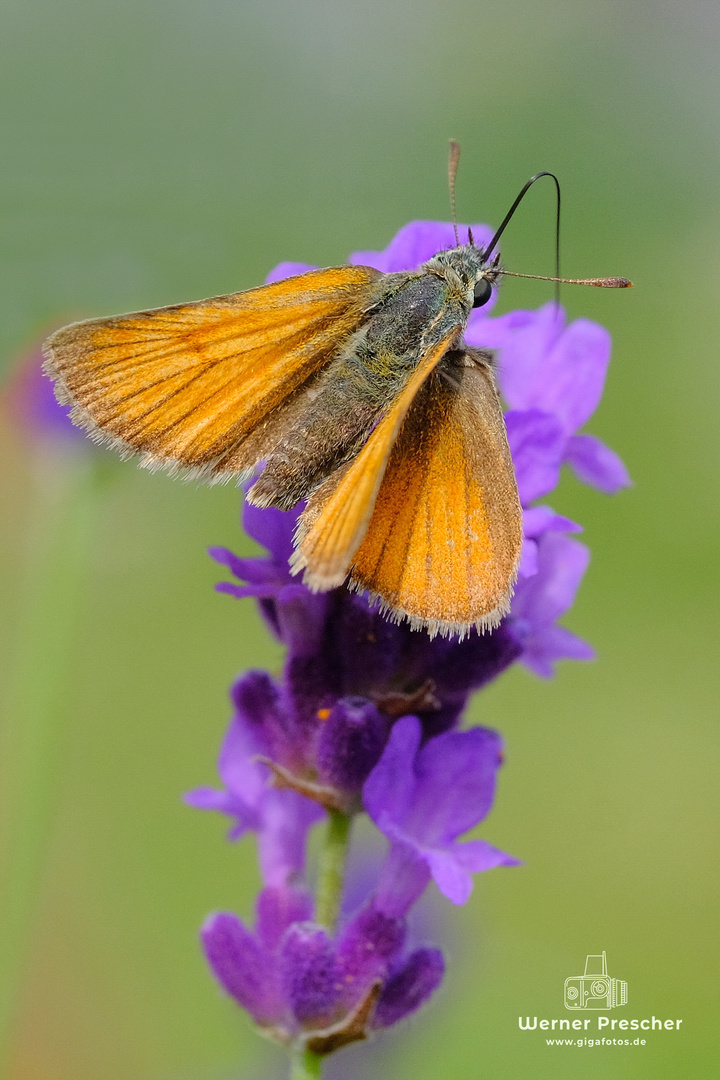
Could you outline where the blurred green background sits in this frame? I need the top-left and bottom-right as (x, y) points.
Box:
(0, 1), (718, 1078)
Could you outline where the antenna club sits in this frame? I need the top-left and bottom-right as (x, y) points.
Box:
(565, 276), (633, 288)
(604, 277), (633, 288)
(448, 140), (461, 247)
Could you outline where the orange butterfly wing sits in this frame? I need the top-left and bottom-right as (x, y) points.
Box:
(42, 266), (381, 479)
(351, 350), (523, 636)
(291, 326), (463, 589)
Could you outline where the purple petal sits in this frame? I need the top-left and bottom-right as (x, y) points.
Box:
(322, 592), (407, 695)
(208, 544), (253, 577)
(183, 785), (233, 812)
(214, 581), (276, 601)
(201, 912), (282, 1025)
(511, 533), (590, 630)
(350, 220), (494, 273)
(374, 840), (432, 918)
(565, 434), (632, 494)
(282, 653), (336, 743)
(422, 836), (520, 904)
(317, 698), (388, 796)
(279, 923), (341, 1027)
(274, 585), (329, 657)
(465, 305), (543, 351)
(231, 667), (306, 772)
(372, 948), (445, 1028)
(319, 591), (518, 729)
(521, 624), (595, 679)
(491, 303), (566, 406)
(230, 668), (278, 715)
(242, 501), (298, 570)
(452, 837), (521, 874)
(257, 788), (324, 888)
(523, 505), (583, 537)
(208, 546), (280, 587)
(183, 785), (259, 837)
(495, 305), (612, 433)
(518, 539), (539, 578)
(423, 848), (475, 905)
(363, 716), (422, 828)
(505, 409), (565, 504)
(336, 903), (406, 1001)
(510, 532), (594, 678)
(417, 625), (522, 717)
(217, 700), (270, 801)
(406, 726), (504, 844)
(537, 318), (612, 433)
(366, 719), (511, 909)
(256, 885), (314, 951)
(265, 261), (318, 284)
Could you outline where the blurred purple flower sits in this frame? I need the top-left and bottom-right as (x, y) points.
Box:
(3, 339), (88, 445)
(202, 889), (444, 1052)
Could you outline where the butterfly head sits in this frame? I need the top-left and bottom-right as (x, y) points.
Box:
(424, 243), (501, 312)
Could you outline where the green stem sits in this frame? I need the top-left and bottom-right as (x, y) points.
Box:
(314, 808), (352, 932)
(0, 449), (101, 1072)
(290, 1044), (323, 1080)
(286, 807), (352, 1078)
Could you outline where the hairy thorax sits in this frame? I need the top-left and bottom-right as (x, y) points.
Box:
(250, 271), (469, 509)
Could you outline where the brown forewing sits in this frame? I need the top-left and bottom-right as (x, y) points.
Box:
(42, 265), (382, 480)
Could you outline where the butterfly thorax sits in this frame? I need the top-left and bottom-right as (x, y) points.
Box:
(248, 264), (481, 511)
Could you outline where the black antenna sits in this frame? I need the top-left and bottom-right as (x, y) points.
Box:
(448, 140), (461, 247)
(482, 172), (562, 299)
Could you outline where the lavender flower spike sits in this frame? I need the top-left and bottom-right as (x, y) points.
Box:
(188, 218), (630, 1076)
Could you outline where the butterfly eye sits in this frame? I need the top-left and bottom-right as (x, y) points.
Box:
(472, 278), (493, 308)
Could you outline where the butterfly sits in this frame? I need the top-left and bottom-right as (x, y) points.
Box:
(42, 150), (630, 639)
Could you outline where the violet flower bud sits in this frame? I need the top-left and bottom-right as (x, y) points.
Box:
(316, 698), (388, 799)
